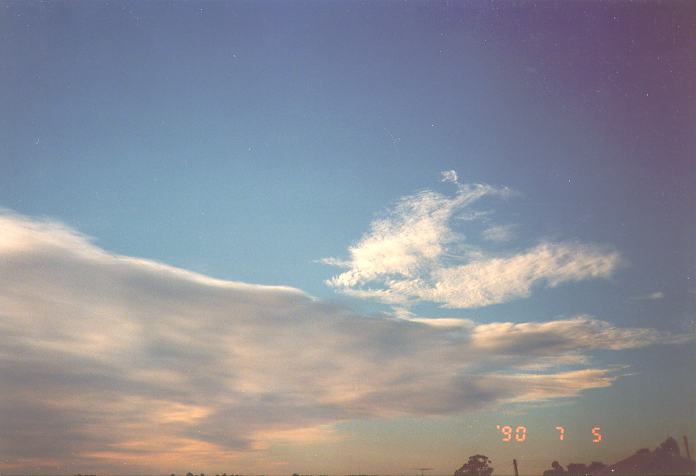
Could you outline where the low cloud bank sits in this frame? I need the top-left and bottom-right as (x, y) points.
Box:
(0, 211), (688, 472)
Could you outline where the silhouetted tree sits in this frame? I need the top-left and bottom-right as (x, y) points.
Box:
(659, 437), (680, 455)
(566, 463), (587, 476)
(542, 461), (565, 476)
(454, 454), (493, 476)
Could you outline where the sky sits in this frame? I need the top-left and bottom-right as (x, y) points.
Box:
(1, 1), (695, 475)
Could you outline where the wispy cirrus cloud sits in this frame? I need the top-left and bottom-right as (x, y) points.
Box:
(323, 173), (620, 310)
(629, 291), (665, 301)
(325, 183), (510, 289)
(0, 210), (688, 473)
(481, 224), (515, 242)
(468, 315), (691, 352)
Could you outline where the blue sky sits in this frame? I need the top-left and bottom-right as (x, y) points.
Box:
(1, 1), (695, 475)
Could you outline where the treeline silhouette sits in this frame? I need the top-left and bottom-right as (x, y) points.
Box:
(540, 436), (694, 476)
(449, 436), (695, 476)
(180, 473), (248, 476)
(68, 437), (693, 476)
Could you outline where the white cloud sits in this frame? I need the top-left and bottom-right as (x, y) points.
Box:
(481, 224), (515, 242)
(419, 242), (620, 308)
(404, 317), (475, 329)
(325, 183), (509, 292)
(487, 369), (618, 402)
(0, 211), (689, 473)
(469, 315), (691, 352)
(629, 291), (665, 301)
(441, 170), (459, 183)
(323, 175), (620, 309)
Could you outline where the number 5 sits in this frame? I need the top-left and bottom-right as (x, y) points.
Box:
(592, 427), (602, 443)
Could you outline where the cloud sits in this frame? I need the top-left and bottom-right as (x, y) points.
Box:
(629, 291), (665, 301)
(0, 211), (689, 473)
(413, 242), (620, 308)
(481, 224), (515, 242)
(441, 170), (459, 184)
(325, 183), (509, 291)
(486, 369), (617, 402)
(323, 174), (620, 310)
(468, 316), (691, 352)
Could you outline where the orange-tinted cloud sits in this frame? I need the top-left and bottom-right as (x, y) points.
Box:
(0, 210), (690, 473)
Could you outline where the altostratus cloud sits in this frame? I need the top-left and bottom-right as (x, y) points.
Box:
(323, 174), (620, 310)
(0, 211), (688, 473)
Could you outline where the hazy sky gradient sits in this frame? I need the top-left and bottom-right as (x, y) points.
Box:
(1, 1), (695, 475)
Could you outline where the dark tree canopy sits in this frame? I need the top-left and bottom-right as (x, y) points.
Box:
(454, 454), (493, 476)
(659, 437), (680, 455)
